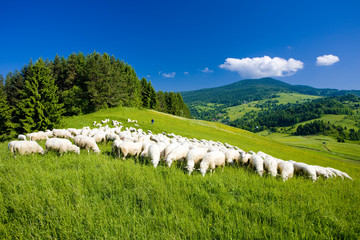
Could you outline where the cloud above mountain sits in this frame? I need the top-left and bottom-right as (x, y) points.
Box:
(201, 67), (213, 73)
(162, 72), (176, 78)
(219, 56), (304, 78)
(316, 54), (340, 66)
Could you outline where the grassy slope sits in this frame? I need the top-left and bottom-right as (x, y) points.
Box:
(260, 132), (360, 162)
(1, 107), (359, 239)
(289, 114), (359, 131)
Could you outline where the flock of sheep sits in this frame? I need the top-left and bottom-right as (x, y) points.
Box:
(8, 118), (353, 182)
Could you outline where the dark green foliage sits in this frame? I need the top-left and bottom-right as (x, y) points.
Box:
(156, 90), (167, 112)
(1, 51), (191, 137)
(230, 95), (357, 132)
(0, 75), (12, 140)
(17, 59), (64, 133)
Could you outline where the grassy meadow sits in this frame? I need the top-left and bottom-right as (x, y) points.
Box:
(1, 107), (359, 239)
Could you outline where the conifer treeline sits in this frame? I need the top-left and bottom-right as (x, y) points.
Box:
(0, 52), (190, 139)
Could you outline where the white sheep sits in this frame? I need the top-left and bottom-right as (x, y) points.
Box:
(67, 128), (81, 136)
(118, 141), (143, 159)
(105, 132), (120, 142)
(148, 143), (161, 168)
(45, 138), (80, 155)
(290, 161), (317, 182)
(26, 131), (48, 141)
(326, 167), (353, 180)
(199, 151), (226, 176)
(225, 149), (240, 165)
(277, 160), (294, 182)
(263, 155), (278, 177)
(239, 152), (253, 165)
(186, 147), (208, 175)
(164, 143), (179, 159)
(53, 129), (73, 139)
(112, 139), (123, 157)
(249, 155), (265, 176)
(18, 134), (26, 141)
(74, 135), (100, 154)
(93, 131), (106, 143)
(165, 145), (189, 167)
(8, 140), (44, 156)
(140, 141), (154, 158)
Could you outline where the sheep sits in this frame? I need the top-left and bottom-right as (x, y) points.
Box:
(140, 141), (154, 158)
(290, 161), (317, 182)
(67, 128), (81, 136)
(45, 130), (54, 138)
(326, 167), (353, 180)
(26, 131), (48, 141)
(53, 129), (73, 139)
(18, 134), (26, 141)
(263, 155), (278, 177)
(93, 131), (106, 143)
(74, 135), (100, 154)
(148, 143), (161, 168)
(277, 160), (294, 182)
(105, 133), (120, 142)
(164, 143), (179, 159)
(199, 151), (226, 176)
(312, 165), (335, 179)
(225, 149), (240, 165)
(186, 147), (208, 175)
(8, 140), (44, 156)
(45, 138), (80, 155)
(118, 141), (143, 159)
(249, 155), (265, 176)
(165, 145), (189, 167)
(112, 139), (123, 157)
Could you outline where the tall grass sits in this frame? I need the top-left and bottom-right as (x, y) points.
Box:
(1, 107), (359, 239)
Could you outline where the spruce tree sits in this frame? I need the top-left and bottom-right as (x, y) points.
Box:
(18, 59), (63, 133)
(0, 75), (12, 140)
(140, 77), (150, 108)
(148, 81), (158, 109)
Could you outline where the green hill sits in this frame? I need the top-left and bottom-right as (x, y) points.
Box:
(181, 77), (360, 106)
(0, 107), (359, 239)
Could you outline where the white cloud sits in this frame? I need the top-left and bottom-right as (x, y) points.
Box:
(201, 67), (213, 73)
(316, 54), (340, 66)
(162, 72), (176, 78)
(146, 75), (151, 78)
(184, 72), (189, 75)
(219, 56), (304, 78)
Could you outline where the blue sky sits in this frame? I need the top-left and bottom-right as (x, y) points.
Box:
(1, 0), (359, 92)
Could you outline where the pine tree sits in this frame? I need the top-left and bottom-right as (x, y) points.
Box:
(0, 75), (12, 140)
(18, 59), (64, 133)
(148, 81), (158, 109)
(140, 78), (150, 108)
(156, 90), (167, 112)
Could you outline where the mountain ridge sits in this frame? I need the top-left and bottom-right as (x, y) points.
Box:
(181, 78), (360, 106)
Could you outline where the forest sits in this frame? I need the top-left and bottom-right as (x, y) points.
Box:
(229, 95), (359, 133)
(0, 52), (190, 140)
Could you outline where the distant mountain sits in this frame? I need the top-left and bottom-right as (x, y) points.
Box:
(181, 78), (360, 106)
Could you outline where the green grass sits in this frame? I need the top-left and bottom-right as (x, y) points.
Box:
(258, 131), (360, 162)
(1, 107), (360, 239)
(287, 115), (359, 134)
(226, 93), (321, 121)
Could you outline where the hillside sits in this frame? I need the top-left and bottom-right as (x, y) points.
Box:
(181, 77), (360, 106)
(1, 107), (359, 239)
